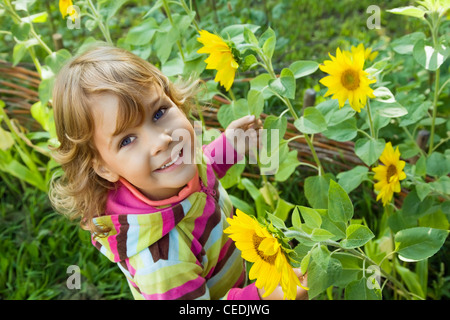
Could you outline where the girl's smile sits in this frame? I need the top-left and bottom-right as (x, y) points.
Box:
(90, 84), (198, 201)
(154, 148), (183, 172)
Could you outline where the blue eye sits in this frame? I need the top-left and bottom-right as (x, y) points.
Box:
(120, 136), (135, 148)
(154, 107), (167, 121)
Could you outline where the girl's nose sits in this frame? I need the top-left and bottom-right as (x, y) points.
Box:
(149, 129), (173, 156)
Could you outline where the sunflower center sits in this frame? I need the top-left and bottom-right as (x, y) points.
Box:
(386, 165), (397, 183)
(252, 233), (277, 265)
(341, 69), (360, 90)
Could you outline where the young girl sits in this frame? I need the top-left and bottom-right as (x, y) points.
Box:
(49, 44), (307, 300)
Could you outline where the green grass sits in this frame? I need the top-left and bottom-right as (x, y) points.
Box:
(0, 183), (131, 300)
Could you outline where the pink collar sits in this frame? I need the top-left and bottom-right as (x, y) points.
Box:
(118, 171), (201, 207)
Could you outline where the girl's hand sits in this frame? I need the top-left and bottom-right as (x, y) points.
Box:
(225, 115), (263, 160)
(258, 269), (309, 300)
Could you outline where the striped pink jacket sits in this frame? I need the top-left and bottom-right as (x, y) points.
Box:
(91, 133), (260, 300)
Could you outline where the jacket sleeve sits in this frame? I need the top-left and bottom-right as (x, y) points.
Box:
(125, 257), (260, 300)
(225, 283), (261, 300)
(129, 258), (211, 300)
(202, 132), (244, 179)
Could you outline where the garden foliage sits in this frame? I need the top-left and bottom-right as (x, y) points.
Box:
(0, 0), (449, 300)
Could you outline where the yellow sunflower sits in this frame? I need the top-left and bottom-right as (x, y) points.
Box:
(59, 0), (78, 21)
(319, 46), (376, 112)
(224, 209), (307, 300)
(348, 43), (378, 62)
(197, 30), (239, 91)
(372, 142), (406, 206)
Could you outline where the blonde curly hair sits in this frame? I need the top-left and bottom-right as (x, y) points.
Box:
(49, 43), (200, 235)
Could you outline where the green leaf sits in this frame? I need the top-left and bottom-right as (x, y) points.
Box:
(12, 0), (36, 11)
(217, 99), (249, 128)
(298, 206), (322, 229)
(21, 11), (48, 23)
(328, 180), (353, 224)
(395, 264), (425, 299)
(354, 138), (385, 166)
(376, 103), (408, 118)
(391, 32), (426, 55)
(304, 174), (332, 209)
(30, 101), (52, 132)
(243, 27), (259, 46)
(274, 149), (300, 182)
(419, 209), (450, 230)
(300, 250), (311, 274)
(311, 228), (334, 242)
(266, 212), (286, 230)
(220, 163), (245, 189)
(11, 21), (30, 41)
(154, 27), (178, 64)
(261, 28), (276, 59)
(401, 188), (434, 220)
(289, 60), (319, 79)
(273, 198), (295, 222)
(124, 18), (158, 45)
(430, 176), (450, 195)
(318, 209), (346, 241)
(315, 99), (356, 127)
(395, 227), (449, 262)
(240, 54), (258, 71)
(247, 90), (264, 118)
(38, 73), (55, 106)
(307, 246), (342, 299)
(291, 206), (302, 229)
(103, 0), (129, 20)
(399, 101), (432, 127)
(250, 74), (274, 99)
(294, 107), (327, 134)
(268, 68), (296, 99)
(12, 44), (27, 67)
(333, 252), (364, 287)
(221, 24), (260, 45)
(387, 6), (426, 19)
(373, 86), (396, 104)
(336, 166), (369, 193)
(388, 210), (417, 234)
(241, 178), (269, 219)
(263, 114), (286, 144)
(162, 57), (184, 76)
(413, 39), (450, 71)
(344, 277), (382, 300)
(341, 225), (375, 249)
(0, 158), (45, 191)
(322, 117), (357, 142)
(45, 49), (72, 74)
(426, 152), (450, 177)
(0, 127), (14, 150)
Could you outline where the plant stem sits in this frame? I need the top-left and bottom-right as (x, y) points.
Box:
(427, 13), (441, 155)
(162, 0), (185, 62)
(281, 96), (324, 176)
(87, 0), (113, 45)
(27, 46), (42, 76)
(257, 46), (325, 176)
(3, 0), (52, 55)
(195, 99), (205, 130)
(402, 126), (426, 158)
(428, 68), (440, 154)
(179, 0), (200, 32)
(366, 99), (376, 139)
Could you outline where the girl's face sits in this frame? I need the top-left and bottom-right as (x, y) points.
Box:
(91, 84), (198, 201)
